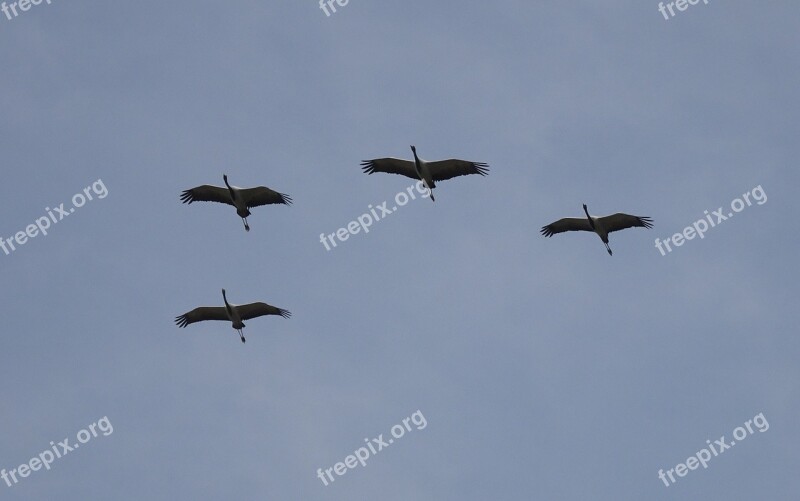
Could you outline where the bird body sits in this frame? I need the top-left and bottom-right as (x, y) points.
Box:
(410, 146), (436, 199)
(541, 204), (653, 255)
(225, 177), (252, 222)
(176, 289), (291, 343)
(361, 145), (489, 202)
(180, 175), (291, 231)
(222, 289), (246, 332)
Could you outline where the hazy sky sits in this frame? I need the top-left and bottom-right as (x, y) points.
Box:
(1, 1), (798, 499)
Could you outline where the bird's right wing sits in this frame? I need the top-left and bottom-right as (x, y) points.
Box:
(360, 158), (417, 179)
(238, 302), (292, 320)
(175, 307), (229, 328)
(180, 185), (233, 206)
(427, 159), (490, 181)
(240, 187), (293, 208)
(600, 213), (654, 233)
(540, 218), (593, 237)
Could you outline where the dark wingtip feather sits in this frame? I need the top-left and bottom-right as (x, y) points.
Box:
(278, 308), (291, 319)
(280, 193), (293, 206)
(179, 190), (194, 204)
(473, 162), (490, 176)
(639, 216), (654, 229)
(360, 161), (376, 174)
(540, 225), (553, 237)
(175, 315), (188, 328)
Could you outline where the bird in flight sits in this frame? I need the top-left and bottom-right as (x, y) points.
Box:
(180, 175), (291, 232)
(175, 289), (291, 343)
(361, 145), (489, 202)
(541, 204), (653, 255)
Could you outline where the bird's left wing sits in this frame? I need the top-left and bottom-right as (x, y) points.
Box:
(175, 307), (229, 328)
(238, 302), (292, 321)
(180, 185), (232, 205)
(360, 158), (417, 179)
(600, 213), (653, 233)
(241, 187), (292, 208)
(427, 159), (489, 181)
(540, 218), (593, 237)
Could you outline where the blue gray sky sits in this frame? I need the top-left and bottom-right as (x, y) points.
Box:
(1, 1), (798, 499)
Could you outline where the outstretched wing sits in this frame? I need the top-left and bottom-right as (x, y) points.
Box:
(540, 218), (593, 237)
(360, 158), (418, 179)
(427, 159), (489, 181)
(180, 185), (232, 206)
(237, 302), (292, 321)
(175, 307), (229, 328)
(599, 213), (653, 233)
(240, 187), (292, 208)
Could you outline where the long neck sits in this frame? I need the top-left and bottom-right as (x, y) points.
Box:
(224, 178), (236, 199)
(584, 207), (595, 230)
(411, 149), (421, 170)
